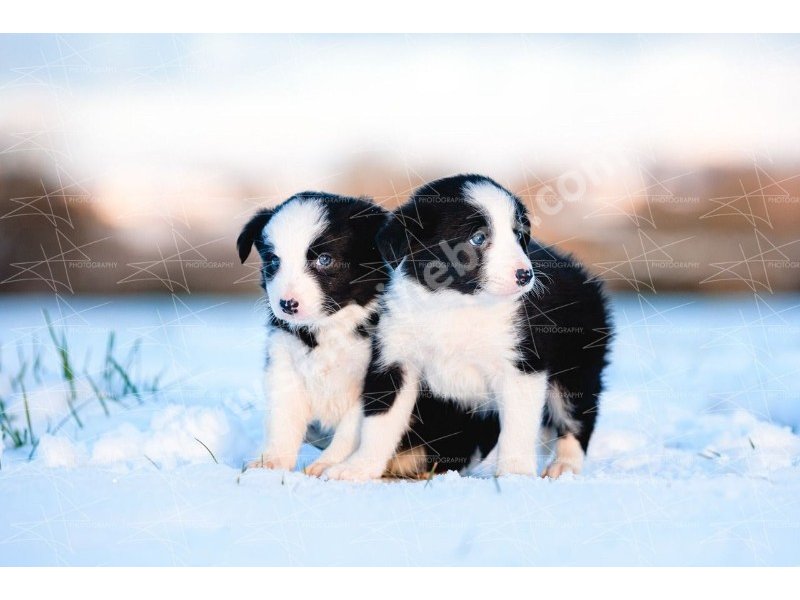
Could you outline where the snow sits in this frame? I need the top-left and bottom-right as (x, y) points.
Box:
(89, 405), (251, 469)
(37, 434), (85, 468)
(1, 293), (799, 565)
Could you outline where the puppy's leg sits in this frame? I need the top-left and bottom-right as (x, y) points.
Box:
(305, 404), (362, 477)
(325, 367), (419, 482)
(541, 371), (601, 478)
(248, 350), (310, 471)
(495, 371), (547, 476)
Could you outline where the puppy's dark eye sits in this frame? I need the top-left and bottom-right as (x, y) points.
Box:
(469, 231), (487, 247)
(263, 253), (280, 274)
(516, 230), (525, 242)
(316, 253), (333, 268)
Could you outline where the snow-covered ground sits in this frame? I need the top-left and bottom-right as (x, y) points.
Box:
(1, 293), (799, 566)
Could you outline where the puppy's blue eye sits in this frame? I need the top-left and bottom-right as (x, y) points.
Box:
(262, 253), (280, 279)
(265, 254), (280, 268)
(469, 231), (487, 247)
(316, 253), (333, 267)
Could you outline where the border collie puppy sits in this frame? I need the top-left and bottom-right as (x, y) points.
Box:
(237, 192), (389, 476)
(325, 174), (611, 481)
(237, 191), (501, 478)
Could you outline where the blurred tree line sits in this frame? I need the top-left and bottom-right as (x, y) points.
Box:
(2, 157), (799, 295)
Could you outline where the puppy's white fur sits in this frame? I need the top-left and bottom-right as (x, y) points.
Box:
(256, 302), (372, 474)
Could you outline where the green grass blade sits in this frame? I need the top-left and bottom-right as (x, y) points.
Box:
(20, 381), (36, 447)
(84, 371), (110, 417)
(194, 437), (219, 464)
(108, 356), (141, 403)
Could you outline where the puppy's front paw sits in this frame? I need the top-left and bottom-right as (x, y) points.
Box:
(542, 434), (584, 479)
(324, 460), (383, 481)
(541, 460), (580, 479)
(246, 453), (294, 471)
(304, 460), (332, 478)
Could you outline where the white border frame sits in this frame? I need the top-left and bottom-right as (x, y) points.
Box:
(1, 0), (799, 34)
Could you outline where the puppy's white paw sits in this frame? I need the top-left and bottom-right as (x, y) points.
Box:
(246, 453), (294, 471)
(541, 434), (584, 479)
(304, 460), (332, 478)
(324, 461), (383, 481)
(541, 460), (580, 479)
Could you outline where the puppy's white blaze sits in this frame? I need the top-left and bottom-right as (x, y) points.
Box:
(463, 180), (533, 296)
(263, 199), (327, 322)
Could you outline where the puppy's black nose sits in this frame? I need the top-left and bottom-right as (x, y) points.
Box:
(515, 269), (533, 287)
(279, 298), (299, 315)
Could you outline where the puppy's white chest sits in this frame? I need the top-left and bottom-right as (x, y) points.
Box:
(270, 326), (370, 427)
(292, 340), (336, 389)
(384, 294), (520, 406)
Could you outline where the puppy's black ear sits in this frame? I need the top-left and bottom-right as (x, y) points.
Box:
(236, 209), (274, 263)
(375, 212), (409, 269)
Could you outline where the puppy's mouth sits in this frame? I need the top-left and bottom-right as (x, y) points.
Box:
(271, 310), (321, 329)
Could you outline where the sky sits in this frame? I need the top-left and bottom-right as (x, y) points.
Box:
(1, 34), (799, 222)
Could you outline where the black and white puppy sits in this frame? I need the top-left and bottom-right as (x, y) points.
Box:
(325, 174), (611, 481)
(237, 192), (389, 476)
(237, 190), (502, 478)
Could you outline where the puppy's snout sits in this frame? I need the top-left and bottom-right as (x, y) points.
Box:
(279, 298), (299, 315)
(515, 268), (533, 287)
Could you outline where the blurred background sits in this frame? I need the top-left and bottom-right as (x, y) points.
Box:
(0, 33), (799, 295)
